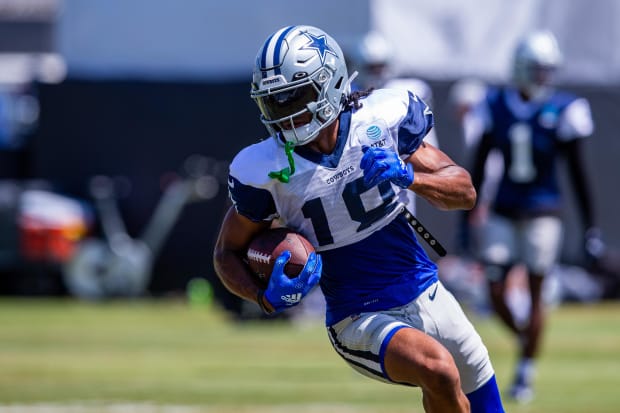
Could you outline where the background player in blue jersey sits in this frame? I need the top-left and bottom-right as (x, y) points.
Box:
(466, 30), (600, 402)
(214, 25), (505, 412)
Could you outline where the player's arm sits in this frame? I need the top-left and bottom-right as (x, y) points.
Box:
(468, 131), (494, 198)
(405, 141), (476, 211)
(562, 138), (594, 229)
(213, 206), (272, 306)
(557, 97), (596, 231)
(214, 206), (322, 315)
(561, 138), (606, 263)
(558, 98), (605, 262)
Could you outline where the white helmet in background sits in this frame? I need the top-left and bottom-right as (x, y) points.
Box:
(251, 25), (350, 146)
(352, 31), (394, 89)
(512, 30), (563, 100)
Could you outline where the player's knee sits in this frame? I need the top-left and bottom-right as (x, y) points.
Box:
(419, 353), (462, 396)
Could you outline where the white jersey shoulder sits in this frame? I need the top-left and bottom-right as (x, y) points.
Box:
(354, 89), (417, 138)
(557, 97), (594, 141)
(230, 137), (283, 189)
(382, 79), (439, 148)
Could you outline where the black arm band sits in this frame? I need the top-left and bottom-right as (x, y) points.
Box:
(256, 290), (275, 315)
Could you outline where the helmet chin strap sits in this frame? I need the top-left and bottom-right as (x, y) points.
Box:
(268, 141), (296, 183)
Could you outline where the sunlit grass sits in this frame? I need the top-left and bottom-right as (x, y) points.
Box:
(0, 298), (618, 412)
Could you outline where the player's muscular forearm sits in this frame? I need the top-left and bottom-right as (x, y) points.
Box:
(407, 142), (476, 211)
(410, 165), (476, 210)
(213, 207), (270, 304)
(213, 248), (262, 303)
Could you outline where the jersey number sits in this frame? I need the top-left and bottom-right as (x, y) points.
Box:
(301, 177), (397, 246)
(508, 122), (537, 183)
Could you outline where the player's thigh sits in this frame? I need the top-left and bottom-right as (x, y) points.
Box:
(520, 216), (563, 274)
(383, 325), (460, 388)
(478, 213), (517, 265)
(327, 310), (456, 387)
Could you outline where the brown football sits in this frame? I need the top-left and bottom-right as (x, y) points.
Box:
(246, 227), (315, 288)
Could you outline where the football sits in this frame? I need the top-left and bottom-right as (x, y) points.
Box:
(246, 227), (315, 287)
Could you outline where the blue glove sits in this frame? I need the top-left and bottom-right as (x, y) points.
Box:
(262, 250), (322, 313)
(360, 146), (414, 188)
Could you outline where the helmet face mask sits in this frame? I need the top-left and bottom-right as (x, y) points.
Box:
(255, 81), (319, 122)
(512, 30), (563, 100)
(251, 25), (350, 145)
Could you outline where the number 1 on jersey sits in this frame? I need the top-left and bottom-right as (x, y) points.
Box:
(508, 122), (537, 183)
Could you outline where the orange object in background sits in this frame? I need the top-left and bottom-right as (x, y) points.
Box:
(18, 190), (92, 264)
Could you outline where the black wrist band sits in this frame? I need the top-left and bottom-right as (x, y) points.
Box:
(256, 290), (274, 315)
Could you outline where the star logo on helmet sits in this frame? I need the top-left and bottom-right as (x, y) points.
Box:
(301, 31), (337, 64)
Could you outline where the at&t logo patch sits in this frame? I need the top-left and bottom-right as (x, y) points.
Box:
(366, 125), (383, 141)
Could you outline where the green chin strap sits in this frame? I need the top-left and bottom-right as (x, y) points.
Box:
(268, 140), (296, 183)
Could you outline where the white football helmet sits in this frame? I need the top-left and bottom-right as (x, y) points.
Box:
(251, 25), (350, 146)
(512, 30), (563, 100)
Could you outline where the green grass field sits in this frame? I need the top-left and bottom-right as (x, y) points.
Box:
(0, 297), (618, 413)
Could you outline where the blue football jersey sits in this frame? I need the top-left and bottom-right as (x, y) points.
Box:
(480, 86), (592, 217)
(229, 89), (438, 325)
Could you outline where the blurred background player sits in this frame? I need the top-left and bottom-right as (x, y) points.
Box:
(349, 31), (438, 215)
(465, 29), (602, 402)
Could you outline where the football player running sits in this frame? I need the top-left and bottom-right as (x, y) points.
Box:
(214, 25), (505, 413)
(466, 30), (600, 402)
